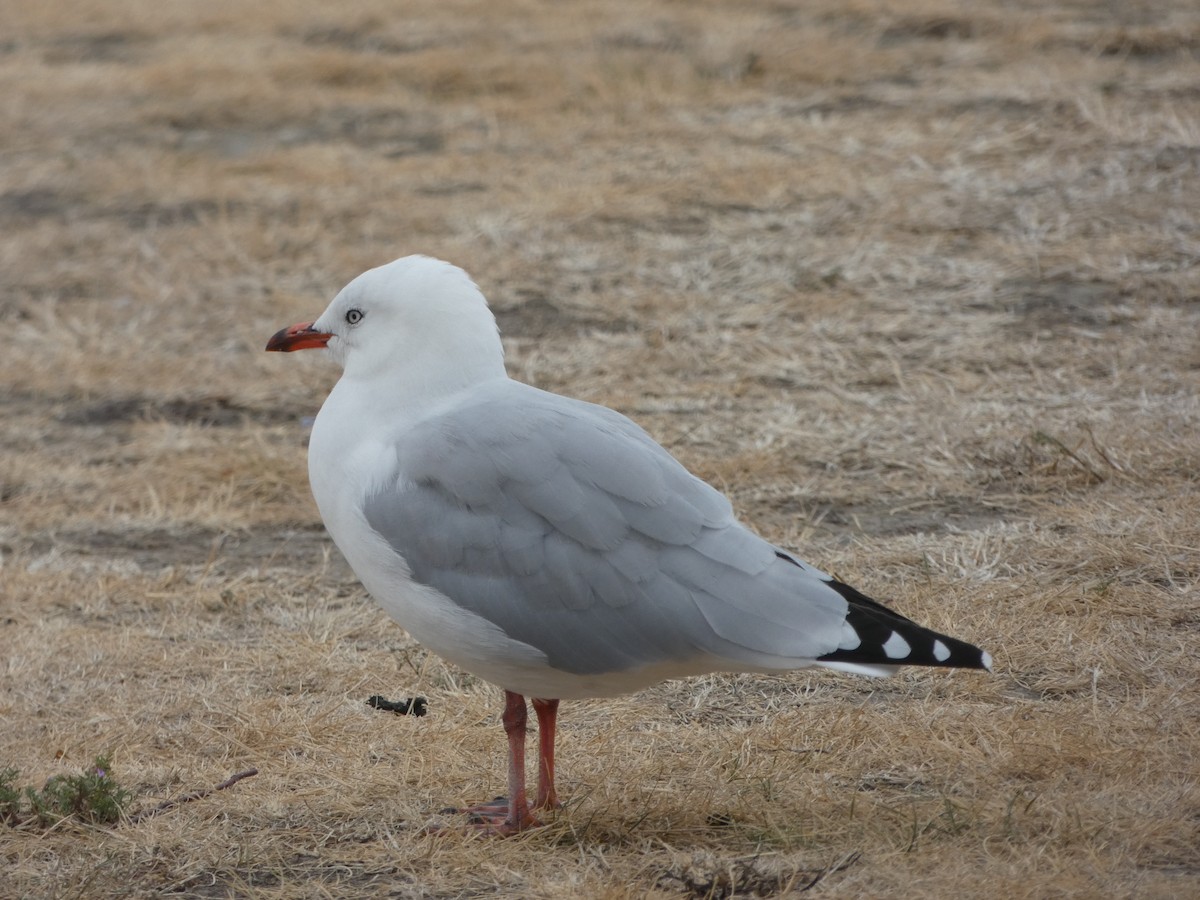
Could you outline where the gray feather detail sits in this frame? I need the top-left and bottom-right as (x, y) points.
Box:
(549, 411), (673, 503)
(690, 526), (776, 574)
(497, 527), (546, 577)
(508, 474), (628, 551)
(491, 443), (562, 485)
(612, 494), (707, 545)
(606, 538), (661, 583)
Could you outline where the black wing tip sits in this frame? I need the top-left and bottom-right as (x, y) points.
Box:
(817, 640), (994, 672)
(820, 578), (994, 673)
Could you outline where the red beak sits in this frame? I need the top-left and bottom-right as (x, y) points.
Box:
(265, 321), (333, 352)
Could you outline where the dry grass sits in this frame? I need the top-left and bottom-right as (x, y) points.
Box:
(2, 0), (1199, 896)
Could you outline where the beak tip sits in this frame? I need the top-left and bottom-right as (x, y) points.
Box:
(265, 326), (290, 352)
(265, 322), (331, 353)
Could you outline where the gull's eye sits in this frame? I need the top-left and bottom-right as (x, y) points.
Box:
(345, 308), (364, 326)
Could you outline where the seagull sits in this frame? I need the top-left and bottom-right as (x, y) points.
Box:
(266, 255), (992, 834)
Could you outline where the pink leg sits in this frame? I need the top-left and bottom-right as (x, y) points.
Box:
(532, 698), (560, 811)
(501, 691), (533, 830)
(456, 691), (537, 834)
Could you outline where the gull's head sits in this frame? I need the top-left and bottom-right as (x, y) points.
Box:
(267, 255), (505, 388)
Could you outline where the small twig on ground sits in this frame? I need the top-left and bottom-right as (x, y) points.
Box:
(1082, 423), (1128, 477)
(1032, 431), (1105, 482)
(127, 768), (258, 825)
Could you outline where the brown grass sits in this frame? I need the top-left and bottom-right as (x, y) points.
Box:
(2, 0), (1199, 896)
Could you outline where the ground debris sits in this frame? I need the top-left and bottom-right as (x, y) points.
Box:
(366, 695), (428, 716)
(656, 849), (861, 898)
(127, 768), (258, 824)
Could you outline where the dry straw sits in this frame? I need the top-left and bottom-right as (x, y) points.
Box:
(2, 0), (1198, 896)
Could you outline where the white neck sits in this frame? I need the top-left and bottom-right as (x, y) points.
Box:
(340, 334), (507, 410)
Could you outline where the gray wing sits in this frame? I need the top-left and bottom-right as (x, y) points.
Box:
(363, 381), (851, 676)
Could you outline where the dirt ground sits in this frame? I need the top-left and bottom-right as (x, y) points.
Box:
(2, 0), (1199, 896)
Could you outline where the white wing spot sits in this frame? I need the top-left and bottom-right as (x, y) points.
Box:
(981, 651), (994, 672)
(882, 632), (911, 659)
(838, 621), (862, 651)
(932, 639), (951, 662)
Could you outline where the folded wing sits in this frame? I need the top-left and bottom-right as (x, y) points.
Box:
(363, 381), (989, 679)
